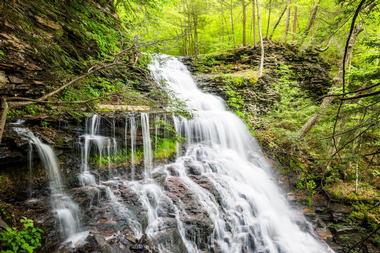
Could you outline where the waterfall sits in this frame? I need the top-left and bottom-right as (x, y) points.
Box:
(146, 55), (333, 253)
(14, 55), (334, 253)
(79, 114), (118, 185)
(14, 128), (82, 240)
(141, 113), (153, 178)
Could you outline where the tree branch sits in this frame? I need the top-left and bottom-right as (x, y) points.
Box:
(341, 90), (380, 100)
(316, 83), (380, 101)
(332, 0), (366, 152)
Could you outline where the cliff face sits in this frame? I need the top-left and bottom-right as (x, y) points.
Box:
(0, 3), (171, 251)
(0, 0), (118, 98)
(0, 0), (170, 166)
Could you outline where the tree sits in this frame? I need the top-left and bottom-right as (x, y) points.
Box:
(251, 0), (256, 45)
(256, 0), (264, 77)
(270, 2), (288, 39)
(242, 0), (247, 46)
(284, 0), (291, 42)
(292, 2), (298, 41)
(299, 0), (367, 138)
(230, 0), (236, 46)
(265, 0), (273, 39)
(300, 0), (321, 44)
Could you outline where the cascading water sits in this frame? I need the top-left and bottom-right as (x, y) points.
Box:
(14, 55), (334, 252)
(141, 113), (153, 178)
(145, 55), (334, 253)
(14, 128), (82, 241)
(79, 114), (118, 185)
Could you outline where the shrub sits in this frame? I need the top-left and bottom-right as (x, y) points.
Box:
(0, 217), (43, 253)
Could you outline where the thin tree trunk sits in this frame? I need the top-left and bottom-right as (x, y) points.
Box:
(242, 0), (247, 46)
(256, 0), (264, 77)
(299, 23), (364, 138)
(252, 0), (256, 45)
(284, 0), (291, 42)
(269, 3), (287, 39)
(220, 2), (225, 44)
(230, 0), (236, 46)
(265, 0), (272, 39)
(292, 4), (298, 41)
(0, 98), (8, 143)
(193, 15), (199, 56)
(302, 0), (321, 42)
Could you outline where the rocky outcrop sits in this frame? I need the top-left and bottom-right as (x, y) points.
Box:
(187, 42), (332, 100)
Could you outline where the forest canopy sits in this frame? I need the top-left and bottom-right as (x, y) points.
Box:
(117, 0), (380, 58)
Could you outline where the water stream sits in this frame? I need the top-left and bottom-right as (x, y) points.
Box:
(14, 128), (83, 242)
(145, 55), (333, 253)
(16, 55), (334, 253)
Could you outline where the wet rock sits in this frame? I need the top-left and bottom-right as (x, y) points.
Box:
(330, 225), (358, 235)
(0, 71), (8, 88)
(164, 176), (214, 250)
(316, 227), (333, 241)
(185, 161), (202, 175)
(34, 16), (62, 31)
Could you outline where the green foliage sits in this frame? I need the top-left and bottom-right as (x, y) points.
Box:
(93, 148), (143, 169)
(92, 137), (176, 169)
(0, 50), (5, 60)
(0, 217), (43, 253)
(153, 138), (177, 160)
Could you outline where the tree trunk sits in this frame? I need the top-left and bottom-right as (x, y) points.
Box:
(269, 3), (287, 39)
(230, 0), (236, 46)
(0, 98), (8, 143)
(242, 0), (247, 46)
(220, 2), (225, 44)
(193, 15), (199, 56)
(256, 0), (264, 77)
(292, 4), (298, 41)
(284, 0), (291, 42)
(299, 23), (364, 138)
(302, 0), (321, 41)
(265, 0), (272, 39)
(252, 0), (256, 45)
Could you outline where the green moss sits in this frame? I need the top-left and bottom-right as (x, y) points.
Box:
(0, 49), (5, 60)
(92, 137), (177, 169)
(93, 148), (144, 169)
(153, 138), (177, 160)
(325, 182), (380, 203)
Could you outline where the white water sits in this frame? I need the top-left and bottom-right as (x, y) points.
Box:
(14, 128), (81, 240)
(147, 55), (333, 253)
(79, 114), (117, 185)
(141, 113), (153, 178)
(14, 55), (334, 252)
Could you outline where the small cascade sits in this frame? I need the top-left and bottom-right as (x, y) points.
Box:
(79, 114), (118, 185)
(14, 128), (82, 240)
(141, 113), (153, 178)
(129, 115), (137, 180)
